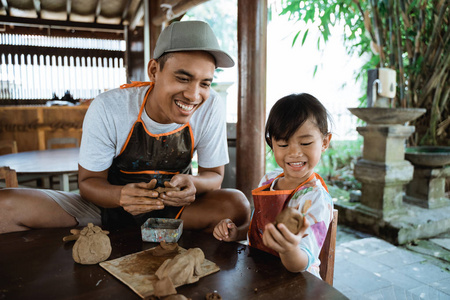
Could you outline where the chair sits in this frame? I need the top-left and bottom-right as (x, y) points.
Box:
(47, 137), (80, 190)
(0, 140), (18, 154)
(319, 209), (338, 286)
(0, 166), (19, 188)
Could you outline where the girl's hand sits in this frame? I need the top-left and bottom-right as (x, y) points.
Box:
(262, 217), (310, 254)
(213, 219), (238, 242)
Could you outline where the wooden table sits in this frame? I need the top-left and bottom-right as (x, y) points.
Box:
(0, 227), (347, 300)
(0, 147), (79, 191)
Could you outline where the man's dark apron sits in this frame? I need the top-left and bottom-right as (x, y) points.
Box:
(103, 81), (194, 229)
(248, 173), (328, 256)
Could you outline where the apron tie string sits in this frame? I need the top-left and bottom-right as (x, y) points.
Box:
(120, 81), (153, 89)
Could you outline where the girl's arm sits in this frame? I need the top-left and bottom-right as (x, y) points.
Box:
(262, 218), (310, 272)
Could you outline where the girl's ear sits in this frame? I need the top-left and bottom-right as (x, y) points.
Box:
(322, 133), (332, 152)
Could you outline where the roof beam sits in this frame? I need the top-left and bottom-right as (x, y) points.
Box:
(1, 24), (124, 39)
(0, 15), (124, 32)
(66, 0), (72, 21)
(129, 0), (144, 30)
(94, 0), (102, 23)
(1, 0), (10, 16)
(121, 0), (133, 25)
(152, 0), (210, 26)
(33, 0), (41, 18)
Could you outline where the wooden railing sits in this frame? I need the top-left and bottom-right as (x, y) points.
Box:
(0, 33), (126, 102)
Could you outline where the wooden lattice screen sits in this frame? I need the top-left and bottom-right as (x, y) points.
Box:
(0, 33), (126, 103)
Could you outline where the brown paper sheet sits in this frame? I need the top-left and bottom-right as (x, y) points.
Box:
(100, 247), (220, 298)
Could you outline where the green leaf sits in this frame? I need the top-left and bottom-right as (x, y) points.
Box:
(301, 29), (309, 45)
(292, 30), (301, 46)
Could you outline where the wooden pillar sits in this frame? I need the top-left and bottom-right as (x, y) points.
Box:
(237, 0), (267, 202)
(144, 0), (162, 79)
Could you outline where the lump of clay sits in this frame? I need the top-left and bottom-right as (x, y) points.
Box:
(155, 248), (206, 286)
(152, 241), (179, 257)
(274, 207), (304, 234)
(205, 291), (222, 300)
(163, 295), (190, 300)
(72, 223), (112, 265)
(153, 186), (180, 194)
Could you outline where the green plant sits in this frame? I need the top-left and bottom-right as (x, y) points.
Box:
(277, 0), (449, 146)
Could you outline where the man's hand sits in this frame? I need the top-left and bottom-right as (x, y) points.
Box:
(157, 174), (196, 207)
(119, 179), (164, 215)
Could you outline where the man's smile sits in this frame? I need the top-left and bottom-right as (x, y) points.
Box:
(175, 100), (195, 112)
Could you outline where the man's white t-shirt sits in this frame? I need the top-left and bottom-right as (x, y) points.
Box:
(79, 86), (229, 172)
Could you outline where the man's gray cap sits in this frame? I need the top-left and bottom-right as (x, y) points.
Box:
(153, 20), (235, 68)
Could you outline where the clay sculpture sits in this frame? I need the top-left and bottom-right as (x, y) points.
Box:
(72, 223), (112, 265)
(274, 207), (304, 234)
(155, 248), (206, 286)
(153, 277), (177, 298)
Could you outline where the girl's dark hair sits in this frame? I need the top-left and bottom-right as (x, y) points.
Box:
(265, 93), (330, 149)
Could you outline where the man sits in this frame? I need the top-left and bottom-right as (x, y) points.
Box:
(0, 21), (250, 234)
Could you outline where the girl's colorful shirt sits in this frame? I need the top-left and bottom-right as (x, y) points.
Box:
(258, 170), (334, 279)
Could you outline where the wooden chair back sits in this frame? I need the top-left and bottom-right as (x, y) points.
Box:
(0, 166), (19, 188)
(0, 140), (18, 155)
(47, 137), (79, 149)
(319, 209), (338, 286)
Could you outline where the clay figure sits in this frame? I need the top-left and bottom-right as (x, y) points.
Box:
(155, 248), (206, 286)
(153, 276), (177, 298)
(274, 207), (304, 234)
(72, 223), (112, 265)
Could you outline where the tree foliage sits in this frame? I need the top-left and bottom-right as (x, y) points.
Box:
(279, 0), (449, 146)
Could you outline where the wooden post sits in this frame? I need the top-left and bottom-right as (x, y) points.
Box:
(237, 0), (267, 203)
(144, 0), (162, 80)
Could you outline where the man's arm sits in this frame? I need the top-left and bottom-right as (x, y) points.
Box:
(192, 165), (224, 192)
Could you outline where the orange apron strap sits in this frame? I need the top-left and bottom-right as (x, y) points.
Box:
(120, 81), (153, 89)
(117, 82), (154, 156)
(175, 206), (185, 219)
(252, 173), (286, 194)
(314, 173), (329, 193)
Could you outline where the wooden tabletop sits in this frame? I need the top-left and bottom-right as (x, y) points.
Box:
(0, 227), (347, 300)
(0, 147), (79, 191)
(0, 147), (79, 175)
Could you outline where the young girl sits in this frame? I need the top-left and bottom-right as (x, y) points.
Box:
(213, 93), (333, 279)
